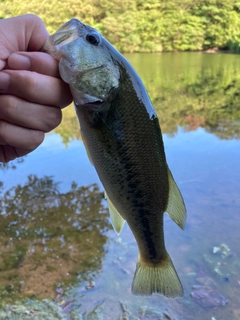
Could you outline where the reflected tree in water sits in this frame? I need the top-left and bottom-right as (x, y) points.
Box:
(54, 105), (82, 145)
(0, 158), (24, 171)
(53, 54), (240, 145)
(135, 53), (240, 140)
(0, 175), (110, 303)
(182, 71), (240, 139)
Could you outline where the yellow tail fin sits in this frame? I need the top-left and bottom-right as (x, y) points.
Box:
(131, 253), (183, 297)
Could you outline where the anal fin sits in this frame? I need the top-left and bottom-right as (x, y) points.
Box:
(166, 168), (186, 230)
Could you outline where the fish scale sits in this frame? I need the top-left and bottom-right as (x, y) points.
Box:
(78, 80), (168, 221)
(44, 18), (186, 297)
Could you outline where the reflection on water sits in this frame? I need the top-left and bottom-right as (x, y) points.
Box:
(0, 53), (240, 319)
(0, 177), (110, 304)
(55, 52), (240, 145)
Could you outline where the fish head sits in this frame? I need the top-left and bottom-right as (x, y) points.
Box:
(44, 19), (120, 108)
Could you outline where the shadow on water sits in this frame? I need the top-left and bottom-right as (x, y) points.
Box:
(0, 52), (240, 319)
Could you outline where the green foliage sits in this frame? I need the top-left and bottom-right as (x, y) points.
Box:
(54, 105), (81, 146)
(100, 12), (141, 53)
(1, 0), (240, 52)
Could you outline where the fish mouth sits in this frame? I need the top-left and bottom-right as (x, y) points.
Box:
(46, 19), (95, 50)
(43, 31), (79, 59)
(43, 20), (82, 59)
(51, 19), (82, 46)
(52, 31), (78, 46)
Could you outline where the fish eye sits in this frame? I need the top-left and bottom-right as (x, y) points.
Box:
(86, 33), (100, 46)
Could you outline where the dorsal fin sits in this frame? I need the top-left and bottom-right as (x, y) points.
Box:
(105, 192), (125, 235)
(166, 168), (186, 230)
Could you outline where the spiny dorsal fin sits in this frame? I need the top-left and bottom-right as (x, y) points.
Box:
(166, 168), (186, 230)
(105, 193), (125, 235)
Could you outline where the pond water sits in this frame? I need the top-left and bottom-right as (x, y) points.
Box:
(0, 52), (240, 319)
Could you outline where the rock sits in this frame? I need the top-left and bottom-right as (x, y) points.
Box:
(191, 284), (227, 308)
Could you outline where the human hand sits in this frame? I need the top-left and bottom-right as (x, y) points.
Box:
(0, 14), (72, 163)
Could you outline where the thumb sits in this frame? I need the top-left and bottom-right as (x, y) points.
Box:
(1, 14), (49, 53)
(24, 14), (49, 51)
(17, 14), (49, 51)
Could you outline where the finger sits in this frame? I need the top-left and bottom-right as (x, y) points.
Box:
(0, 95), (62, 132)
(0, 144), (18, 163)
(10, 14), (49, 51)
(0, 120), (44, 150)
(0, 70), (72, 108)
(25, 14), (49, 51)
(0, 15), (48, 71)
(0, 144), (40, 163)
(8, 52), (60, 78)
(0, 15), (48, 55)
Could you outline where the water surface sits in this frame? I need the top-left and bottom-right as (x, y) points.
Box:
(0, 52), (240, 319)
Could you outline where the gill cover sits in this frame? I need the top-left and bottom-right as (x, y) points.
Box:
(44, 19), (120, 106)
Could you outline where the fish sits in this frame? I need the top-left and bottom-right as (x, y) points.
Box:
(43, 19), (187, 297)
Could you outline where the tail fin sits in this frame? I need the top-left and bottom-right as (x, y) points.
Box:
(131, 253), (183, 297)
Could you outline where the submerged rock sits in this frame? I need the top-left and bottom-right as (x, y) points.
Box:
(0, 299), (65, 319)
(191, 284), (227, 308)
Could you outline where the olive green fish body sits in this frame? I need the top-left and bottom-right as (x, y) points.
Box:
(44, 19), (186, 297)
(77, 69), (168, 260)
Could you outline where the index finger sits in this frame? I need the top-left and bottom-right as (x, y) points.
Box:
(8, 52), (60, 78)
(0, 15), (48, 70)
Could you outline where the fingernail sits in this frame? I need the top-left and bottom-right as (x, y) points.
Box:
(0, 72), (10, 92)
(8, 53), (31, 70)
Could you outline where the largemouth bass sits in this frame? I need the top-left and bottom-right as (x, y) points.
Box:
(44, 19), (186, 297)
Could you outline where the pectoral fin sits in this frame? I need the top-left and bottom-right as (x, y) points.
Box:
(166, 168), (186, 230)
(80, 128), (94, 165)
(105, 193), (125, 235)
